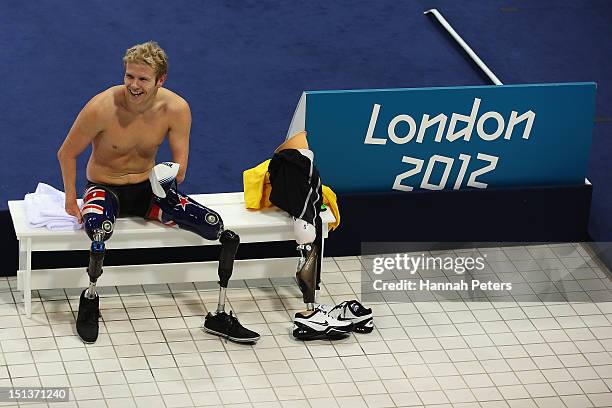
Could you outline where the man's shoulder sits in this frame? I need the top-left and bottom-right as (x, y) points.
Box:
(159, 88), (190, 114)
(84, 86), (122, 113)
(76, 87), (120, 124)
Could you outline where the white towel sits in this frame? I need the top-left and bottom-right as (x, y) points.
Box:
(24, 183), (82, 230)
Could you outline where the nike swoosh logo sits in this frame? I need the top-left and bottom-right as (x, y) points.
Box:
(304, 320), (329, 327)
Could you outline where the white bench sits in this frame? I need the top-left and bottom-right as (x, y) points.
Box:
(9, 192), (336, 317)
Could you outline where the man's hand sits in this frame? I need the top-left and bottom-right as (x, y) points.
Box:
(65, 198), (83, 224)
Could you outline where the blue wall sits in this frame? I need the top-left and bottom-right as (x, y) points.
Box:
(1, 0), (611, 241)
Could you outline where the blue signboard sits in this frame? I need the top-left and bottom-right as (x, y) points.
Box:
(286, 83), (596, 193)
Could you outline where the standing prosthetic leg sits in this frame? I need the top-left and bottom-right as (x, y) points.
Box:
(215, 229), (239, 313)
(86, 230), (106, 298)
(78, 185), (118, 343)
(201, 228), (259, 343)
(296, 242), (318, 310)
(292, 216), (352, 340)
(293, 216), (324, 310)
(148, 163), (260, 343)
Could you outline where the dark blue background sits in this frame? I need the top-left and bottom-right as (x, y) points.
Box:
(1, 0), (611, 240)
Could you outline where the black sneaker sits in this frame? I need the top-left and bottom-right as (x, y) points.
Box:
(76, 289), (100, 343)
(203, 311), (260, 343)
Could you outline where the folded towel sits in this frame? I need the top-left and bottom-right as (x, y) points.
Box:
(24, 183), (82, 230)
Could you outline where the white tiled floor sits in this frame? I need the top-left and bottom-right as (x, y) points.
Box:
(0, 243), (611, 407)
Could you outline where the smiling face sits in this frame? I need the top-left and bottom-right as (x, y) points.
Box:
(123, 62), (165, 108)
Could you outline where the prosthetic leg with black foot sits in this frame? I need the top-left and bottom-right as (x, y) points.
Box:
(148, 162), (260, 344)
(77, 229), (106, 343)
(78, 185), (117, 344)
(203, 229), (260, 343)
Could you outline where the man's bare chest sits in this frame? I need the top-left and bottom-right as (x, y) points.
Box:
(97, 113), (169, 154)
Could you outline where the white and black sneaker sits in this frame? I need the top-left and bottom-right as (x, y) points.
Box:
(327, 300), (374, 333)
(293, 307), (352, 340)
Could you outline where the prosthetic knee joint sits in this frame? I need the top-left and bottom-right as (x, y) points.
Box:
(82, 186), (118, 298)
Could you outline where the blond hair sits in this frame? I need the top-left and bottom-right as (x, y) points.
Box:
(123, 41), (168, 81)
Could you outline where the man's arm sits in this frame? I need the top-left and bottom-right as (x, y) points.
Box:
(167, 99), (192, 184)
(57, 98), (104, 223)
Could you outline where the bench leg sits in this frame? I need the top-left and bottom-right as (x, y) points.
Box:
(24, 238), (32, 317)
(17, 242), (26, 291)
(24, 271), (32, 318)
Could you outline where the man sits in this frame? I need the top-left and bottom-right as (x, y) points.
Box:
(57, 41), (259, 344)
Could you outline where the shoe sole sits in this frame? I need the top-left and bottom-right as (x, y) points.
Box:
(332, 315), (374, 334)
(202, 326), (260, 344)
(353, 317), (374, 333)
(76, 323), (100, 344)
(292, 322), (353, 340)
(293, 328), (351, 341)
(76, 328), (98, 344)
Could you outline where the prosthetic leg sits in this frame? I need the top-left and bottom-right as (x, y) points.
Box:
(149, 163), (260, 343)
(293, 216), (322, 311)
(292, 216), (352, 340)
(296, 242), (318, 310)
(215, 229), (239, 314)
(86, 230), (106, 298)
(267, 142), (355, 339)
(200, 228), (259, 343)
(78, 186), (118, 343)
(294, 216), (374, 336)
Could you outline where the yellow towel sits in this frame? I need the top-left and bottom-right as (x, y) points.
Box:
(321, 185), (340, 230)
(243, 160), (340, 230)
(243, 159), (273, 209)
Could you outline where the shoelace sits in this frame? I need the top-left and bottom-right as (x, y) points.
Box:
(342, 301), (351, 317)
(315, 304), (331, 315)
(332, 300), (364, 319)
(328, 300), (348, 316)
(217, 311), (237, 343)
(313, 304), (346, 324)
(82, 306), (99, 325)
(226, 311), (241, 329)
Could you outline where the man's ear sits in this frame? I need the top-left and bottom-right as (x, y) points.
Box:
(156, 74), (167, 87)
